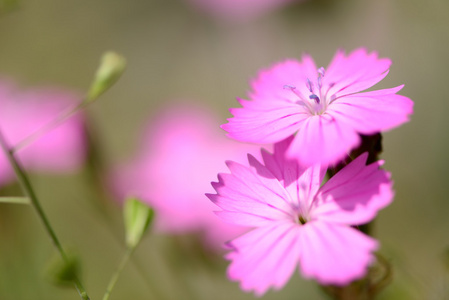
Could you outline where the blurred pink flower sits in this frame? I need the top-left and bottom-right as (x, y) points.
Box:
(207, 137), (393, 295)
(112, 105), (264, 249)
(222, 48), (414, 166)
(0, 80), (86, 186)
(186, 0), (295, 21)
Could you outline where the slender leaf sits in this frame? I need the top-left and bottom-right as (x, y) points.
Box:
(0, 196), (30, 204)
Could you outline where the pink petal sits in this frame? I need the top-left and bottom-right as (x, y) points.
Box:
(214, 210), (277, 227)
(357, 85), (404, 96)
(250, 58), (317, 103)
(0, 85), (86, 186)
(260, 137), (327, 208)
(223, 57), (320, 144)
(226, 221), (301, 296)
(259, 136), (295, 182)
(19, 110), (85, 171)
(185, 0), (295, 21)
(223, 100), (308, 144)
(111, 104), (263, 249)
(310, 153), (393, 225)
(328, 89), (414, 134)
(209, 161), (295, 226)
(287, 114), (360, 166)
(325, 48), (392, 96)
(223, 48), (413, 168)
(299, 221), (378, 285)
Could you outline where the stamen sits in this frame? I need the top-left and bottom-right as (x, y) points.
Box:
(306, 78), (314, 93)
(309, 94), (320, 104)
(284, 84), (308, 105)
(318, 67), (325, 77)
(283, 84), (296, 90)
(283, 67), (334, 115)
(328, 94), (337, 105)
(317, 76), (322, 89)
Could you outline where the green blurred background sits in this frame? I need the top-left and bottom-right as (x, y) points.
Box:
(0, 0), (448, 299)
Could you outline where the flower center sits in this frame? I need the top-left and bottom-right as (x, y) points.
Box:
(298, 215), (307, 225)
(283, 67), (335, 116)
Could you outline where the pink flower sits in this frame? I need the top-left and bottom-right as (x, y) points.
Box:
(0, 80), (86, 186)
(111, 104), (265, 249)
(222, 48), (414, 166)
(186, 0), (296, 21)
(207, 137), (393, 295)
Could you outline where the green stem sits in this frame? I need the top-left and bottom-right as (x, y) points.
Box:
(11, 102), (87, 153)
(102, 248), (134, 300)
(0, 128), (90, 300)
(82, 118), (167, 300)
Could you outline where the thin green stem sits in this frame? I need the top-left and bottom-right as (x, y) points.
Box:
(12, 50), (124, 154)
(102, 248), (134, 300)
(0, 128), (90, 300)
(82, 118), (167, 300)
(11, 102), (87, 153)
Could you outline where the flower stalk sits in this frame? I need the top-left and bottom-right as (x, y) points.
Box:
(101, 197), (154, 300)
(11, 102), (84, 153)
(82, 122), (167, 300)
(102, 248), (134, 300)
(11, 51), (126, 154)
(0, 128), (90, 300)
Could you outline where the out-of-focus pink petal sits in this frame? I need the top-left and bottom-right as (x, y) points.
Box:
(111, 104), (267, 249)
(299, 221), (378, 285)
(287, 114), (360, 166)
(185, 0), (296, 22)
(0, 82), (86, 186)
(329, 91), (414, 134)
(226, 221), (301, 296)
(310, 153), (393, 224)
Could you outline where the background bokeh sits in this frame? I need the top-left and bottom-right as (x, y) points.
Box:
(0, 0), (448, 299)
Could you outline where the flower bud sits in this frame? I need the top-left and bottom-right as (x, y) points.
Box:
(124, 197), (154, 249)
(86, 51), (126, 102)
(45, 251), (81, 287)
